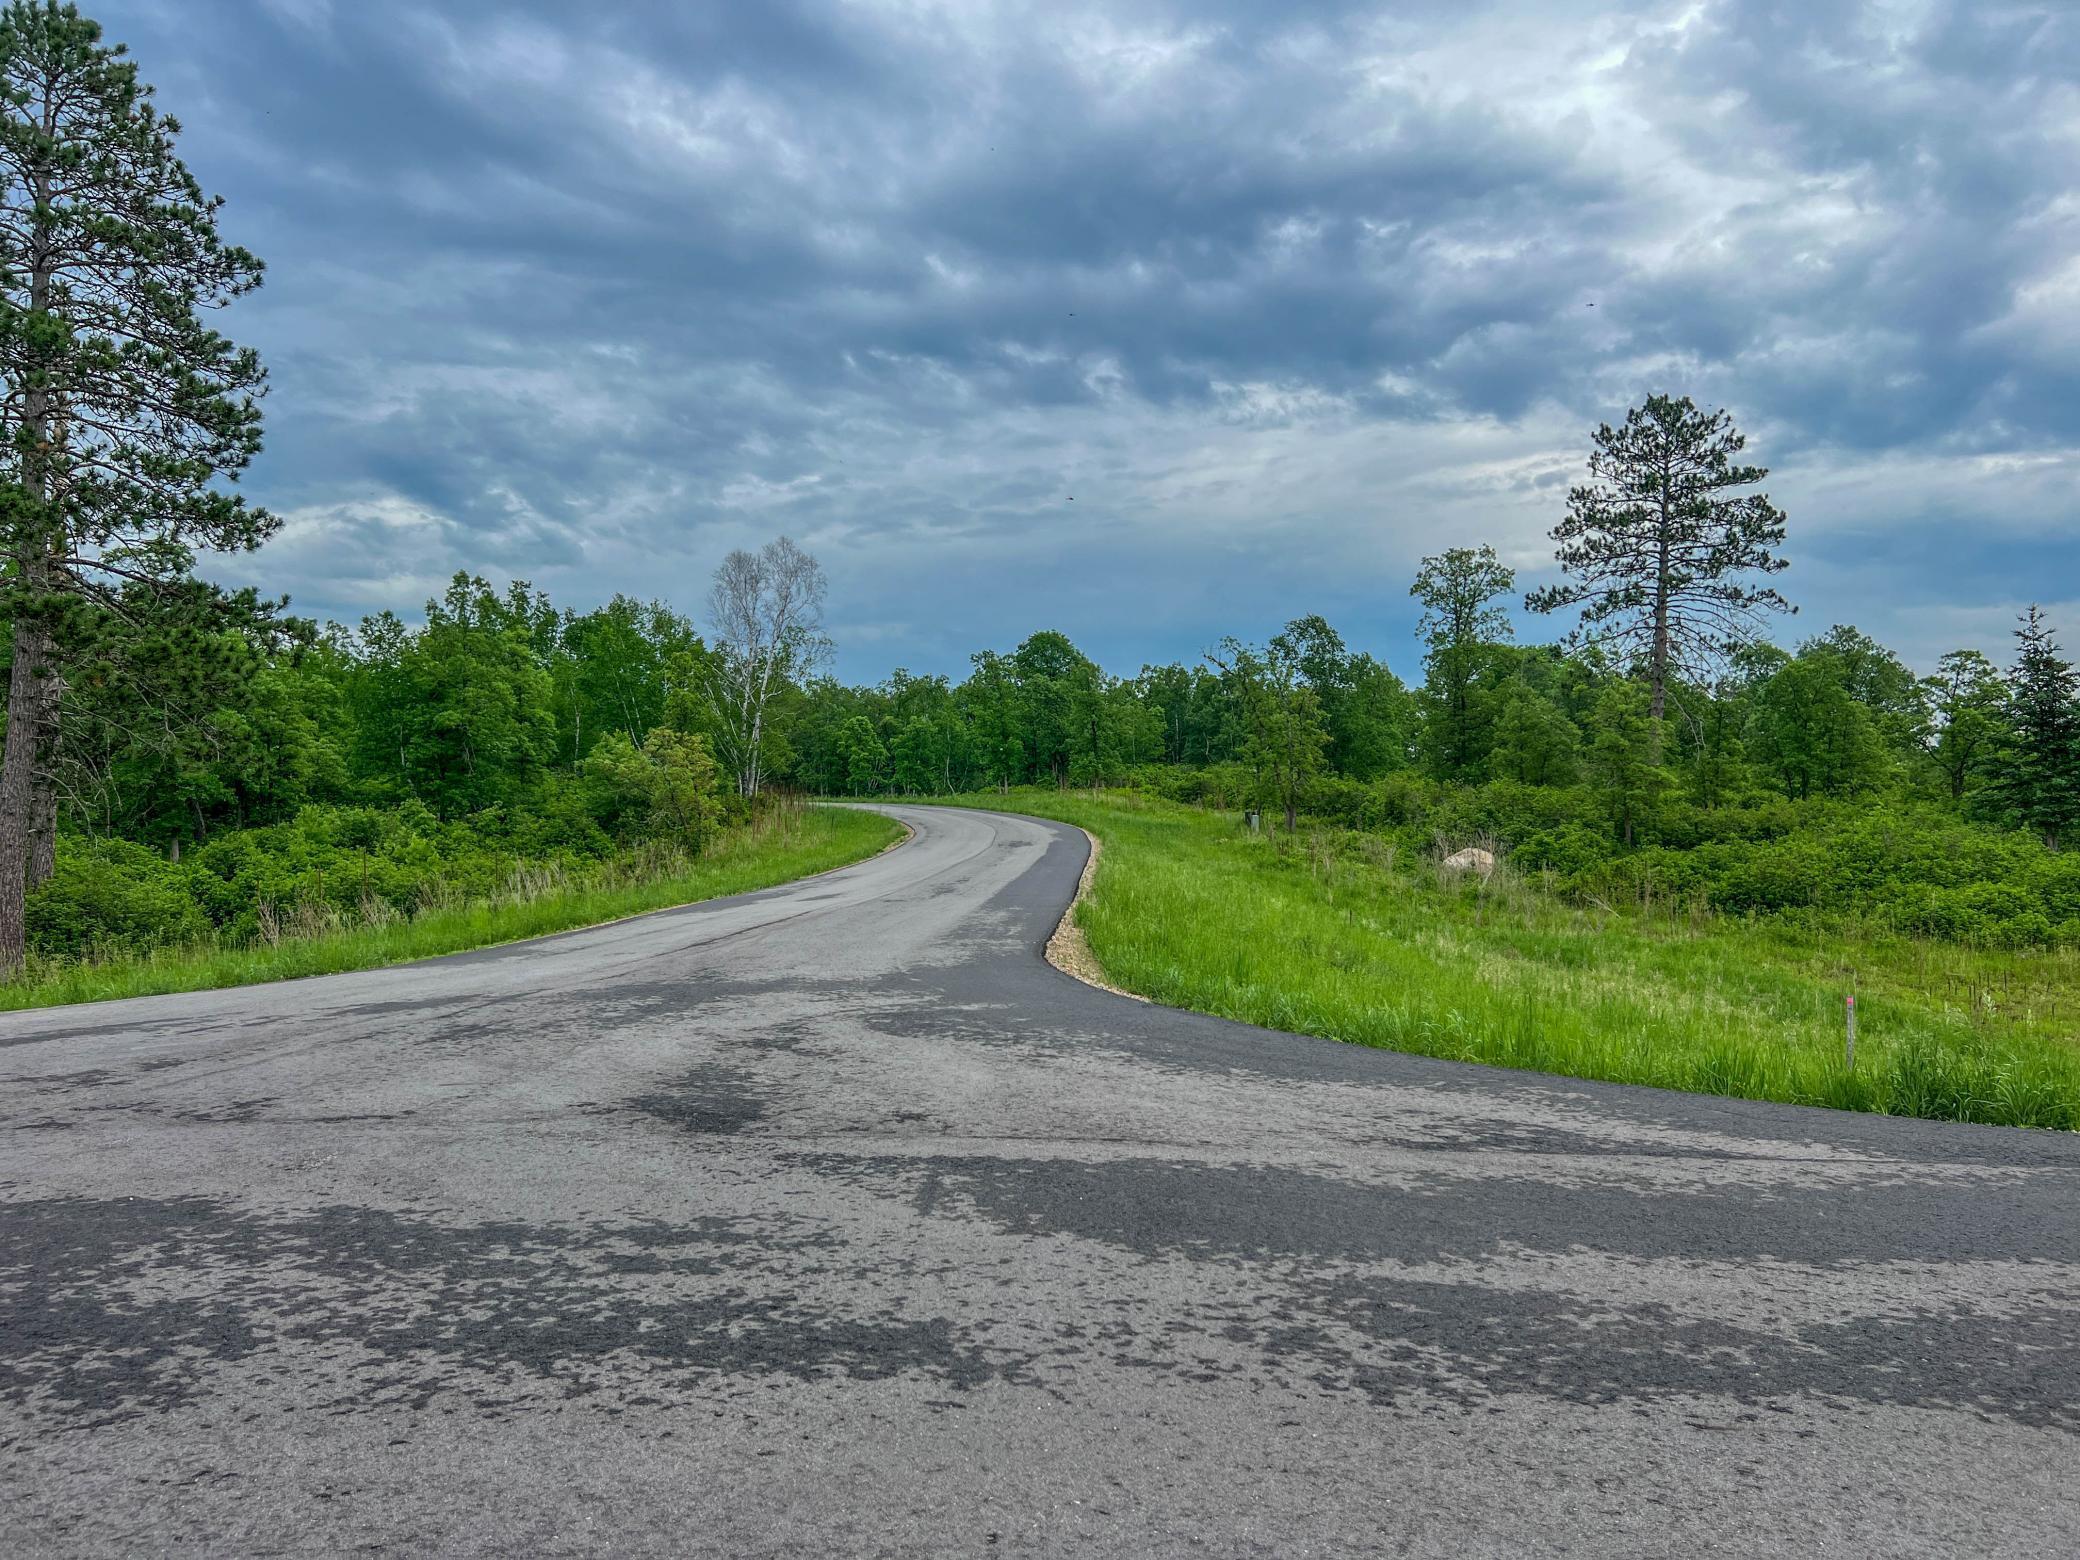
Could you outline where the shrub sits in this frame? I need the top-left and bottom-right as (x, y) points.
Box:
(27, 838), (210, 958)
(1513, 822), (1615, 878)
(1706, 839), (1830, 913)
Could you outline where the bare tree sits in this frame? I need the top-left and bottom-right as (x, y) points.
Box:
(706, 535), (828, 797)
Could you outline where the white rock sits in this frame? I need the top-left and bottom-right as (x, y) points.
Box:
(1441, 847), (1496, 875)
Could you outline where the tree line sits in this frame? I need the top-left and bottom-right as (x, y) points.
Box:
(4, 1), (2078, 975)
(789, 390), (2077, 870)
(0, 3), (838, 971)
(788, 581), (2078, 843)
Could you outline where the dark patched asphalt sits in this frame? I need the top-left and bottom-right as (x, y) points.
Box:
(1, 804), (2076, 1557)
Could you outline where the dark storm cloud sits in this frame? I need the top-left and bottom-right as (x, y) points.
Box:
(89, 0), (2080, 674)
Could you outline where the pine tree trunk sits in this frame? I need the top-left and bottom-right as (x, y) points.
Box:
(0, 615), (54, 975)
(25, 684), (60, 890)
(8, 159), (61, 953)
(28, 766), (56, 889)
(1648, 479), (1672, 764)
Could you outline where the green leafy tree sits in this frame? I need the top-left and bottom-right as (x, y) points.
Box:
(1135, 662), (1197, 765)
(1991, 606), (2080, 849)
(1527, 394), (1791, 752)
(1065, 668), (1159, 786)
(1744, 654), (1883, 800)
(1334, 654), (1413, 779)
(891, 714), (943, 794)
(1801, 625), (1927, 765)
(1273, 615), (1413, 779)
(959, 651), (1025, 790)
(1207, 636), (1328, 831)
(1681, 672), (1752, 808)
(783, 675), (870, 796)
(1410, 545), (1514, 780)
(1923, 649), (2007, 804)
(1584, 680), (1669, 847)
(1010, 630), (1092, 785)
(835, 714), (886, 796)
(344, 576), (557, 816)
(556, 596), (711, 765)
(1489, 677), (1581, 786)
(0, 2), (272, 970)
(585, 727), (725, 851)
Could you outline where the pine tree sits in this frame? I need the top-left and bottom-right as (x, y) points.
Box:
(1527, 395), (1790, 755)
(0, 2), (271, 971)
(1992, 606), (2080, 849)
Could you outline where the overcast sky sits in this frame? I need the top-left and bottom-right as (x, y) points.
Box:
(96, 0), (2079, 681)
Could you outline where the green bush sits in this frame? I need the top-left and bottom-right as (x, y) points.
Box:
(1110, 771), (2080, 950)
(27, 838), (211, 958)
(1709, 838), (1830, 912)
(1513, 822), (1614, 877)
(32, 778), (720, 963)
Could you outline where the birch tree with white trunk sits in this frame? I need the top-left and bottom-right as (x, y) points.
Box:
(706, 535), (828, 798)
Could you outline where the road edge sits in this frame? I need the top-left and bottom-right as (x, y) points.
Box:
(1044, 824), (1148, 1002)
(0, 805), (914, 1018)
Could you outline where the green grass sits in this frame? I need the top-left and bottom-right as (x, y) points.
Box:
(939, 788), (2080, 1129)
(0, 803), (903, 1012)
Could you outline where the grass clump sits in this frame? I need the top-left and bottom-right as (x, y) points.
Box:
(0, 801), (901, 1012)
(942, 788), (2080, 1129)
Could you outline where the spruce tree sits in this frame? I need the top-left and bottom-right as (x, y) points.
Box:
(0, 1), (271, 971)
(1993, 606), (2080, 849)
(1527, 394), (1790, 753)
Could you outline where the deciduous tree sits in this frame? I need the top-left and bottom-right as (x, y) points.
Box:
(707, 535), (827, 799)
(1206, 635), (1328, 832)
(1490, 677), (1581, 787)
(1923, 649), (2007, 804)
(835, 713), (885, 796)
(1584, 680), (1669, 847)
(1744, 653), (1882, 800)
(1410, 545), (1513, 780)
(585, 726), (725, 850)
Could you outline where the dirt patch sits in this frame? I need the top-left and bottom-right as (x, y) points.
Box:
(1044, 827), (1146, 1002)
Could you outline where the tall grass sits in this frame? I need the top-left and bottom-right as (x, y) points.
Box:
(0, 800), (902, 1012)
(946, 788), (2080, 1129)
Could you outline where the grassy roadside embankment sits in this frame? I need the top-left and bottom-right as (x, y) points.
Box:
(0, 803), (903, 1013)
(936, 789), (2080, 1128)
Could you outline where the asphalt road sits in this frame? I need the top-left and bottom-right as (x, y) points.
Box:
(2, 804), (2076, 1557)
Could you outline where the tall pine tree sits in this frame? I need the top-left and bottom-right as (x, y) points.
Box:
(1527, 394), (1790, 755)
(0, 1), (272, 971)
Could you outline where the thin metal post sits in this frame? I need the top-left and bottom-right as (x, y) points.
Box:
(1845, 993), (1856, 1071)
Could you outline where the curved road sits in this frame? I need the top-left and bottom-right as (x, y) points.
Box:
(2, 805), (2076, 1556)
